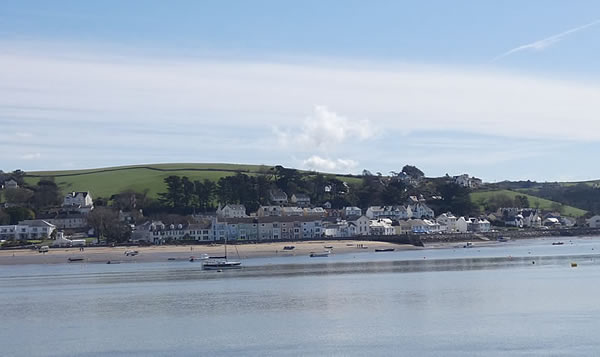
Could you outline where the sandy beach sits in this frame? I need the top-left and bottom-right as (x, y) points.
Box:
(0, 240), (421, 265)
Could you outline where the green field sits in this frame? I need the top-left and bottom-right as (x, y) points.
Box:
(470, 189), (587, 217)
(24, 163), (362, 199)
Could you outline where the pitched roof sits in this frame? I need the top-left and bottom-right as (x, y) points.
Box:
(292, 193), (310, 200)
(18, 219), (55, 227)
(224, 204), (245, 210)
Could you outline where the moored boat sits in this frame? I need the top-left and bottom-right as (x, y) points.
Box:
(309, 251), (330, 257)
(374, 248), (395, 252)
(202, 236), (241, 270)
(552, 242), (564, 246)
(202, 259), (242, 270)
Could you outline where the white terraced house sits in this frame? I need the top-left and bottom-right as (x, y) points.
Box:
(0, 220), (56, 240)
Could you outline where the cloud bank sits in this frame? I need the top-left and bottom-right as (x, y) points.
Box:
(1, 43), (600, 179)
(302, 155), (358, 172)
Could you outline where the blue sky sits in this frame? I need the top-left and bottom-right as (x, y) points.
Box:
(1, 0), (600, 182)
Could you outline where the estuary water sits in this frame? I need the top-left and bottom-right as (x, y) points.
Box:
(2, 236), (600, 356)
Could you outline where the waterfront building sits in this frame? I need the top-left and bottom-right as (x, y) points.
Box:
(0, 220), (56, 240)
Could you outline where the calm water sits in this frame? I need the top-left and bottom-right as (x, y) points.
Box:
(2, 236), (600, 356)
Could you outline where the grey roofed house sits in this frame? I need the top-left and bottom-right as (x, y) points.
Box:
(18, 219), (55, 227)
(269, 189), (288, 204)
(224, 215), (323, 225)
(4, 179), (18, 189)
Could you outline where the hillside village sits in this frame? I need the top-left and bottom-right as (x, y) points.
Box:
(1, 166), (599, 247)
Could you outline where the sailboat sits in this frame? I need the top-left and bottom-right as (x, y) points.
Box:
(202, 235), (241, 270)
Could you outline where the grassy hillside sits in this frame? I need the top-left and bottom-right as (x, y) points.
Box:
(470, 189), (587, 217)
(24, 163), (362, 199)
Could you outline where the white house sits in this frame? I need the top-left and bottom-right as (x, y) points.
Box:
(369, 218), (395, 236)
(409, 202), (435, 219)
(290, 193), (311, 207)
(216, 204), (247, 219)
(63, 191), (94, 210)
(454, 174), (483, 188)
(456, 217), (469, 233)
(468, 218), (491, 232)
(0, 220), (56, 240)
(587, 215), (600, 228)
(344, 206), (362, 217)
(366, 206), (412, 220)
(436, 212), (457, 232)
(349, 215), (370, 236)
(324, 220), (351, 238)
(423, 219), (441, 233)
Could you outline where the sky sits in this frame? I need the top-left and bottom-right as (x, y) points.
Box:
(1, 0), (600, 182)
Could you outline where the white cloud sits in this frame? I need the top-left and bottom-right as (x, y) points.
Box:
(276, 105), (377, 150)
(302, 155), (358, 172)
(493, 19), (600, 61)
(15, 132), (33, 138)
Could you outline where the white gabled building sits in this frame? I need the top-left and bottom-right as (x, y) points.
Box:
(63, 191), (94, 208)
(369, 218), (395, 236)
(344, 206), (362, 217)
(349, 215), (370, 236)
(409, 202), (435, 219)
(454, 174), (483, 188)
(436, 212), (458, 232)
(456, 217), (469, 233)
(216, 204), (247, 219)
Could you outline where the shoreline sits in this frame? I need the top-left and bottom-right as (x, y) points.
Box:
(0, 240), (419, 266)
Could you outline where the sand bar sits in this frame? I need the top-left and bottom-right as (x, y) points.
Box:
(0, 240), (419, 265)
